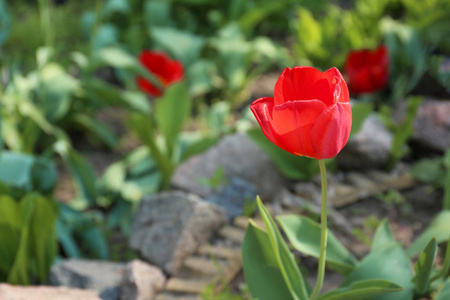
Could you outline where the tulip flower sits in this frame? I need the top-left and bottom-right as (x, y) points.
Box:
(137, 50), (184, 97)
(344, 45), (389, 95)
(250, 66), (352, 159)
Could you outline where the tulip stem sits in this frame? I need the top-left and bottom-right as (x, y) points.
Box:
(309, 160), (328, 300)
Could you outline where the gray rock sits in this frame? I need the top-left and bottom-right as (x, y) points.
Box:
(129, 191), (226, 275)
(120, 260), (165, 300)
(205, 177), (258, 221)
(0, 284), (101, 300)
(405, 99), (450, 152)
(337, 115), (392, 170)
(170, 133), (286, 202)
(49, 259), (125, 300)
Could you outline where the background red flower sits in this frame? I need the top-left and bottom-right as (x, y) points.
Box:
(137, 51), (184, 97)
(344, 45), (389, 95)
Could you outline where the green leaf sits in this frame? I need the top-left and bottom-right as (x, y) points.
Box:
(242, 221), (298, 300)
(278, 215), (358, 275)
(54, 141), (97, 205)
(372, 220), (395, 250)
(413, 238), (437, 295)
(7, 195), (34, 285)
(350, 103), (373, 136)
(256, 198), (309, 300)
(317, 279), (403, 300)
(27, 194), (57, 282)
(73, 114), (116, 148)
(39, 63), (79, 122)
(435, 279), (450, 300)
(411, 158), (444, 183)
(150, 27), (204, 66)
(441, 236), (450, 278)
(408, 211), (450, 257)
(0, 151), (56, 194)
(177, 133), (219, 163)
(155, 82), (191, 157)
(56, 219), (81, 258)
(341, 244), (413, 300)
(247, 128), (318, 180)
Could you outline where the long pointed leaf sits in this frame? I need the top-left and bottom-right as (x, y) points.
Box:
(257, 197), (309, 300)
(317, 279), (402, 300)
(413, 238), (437, 295)
(278, 214), (358, 275)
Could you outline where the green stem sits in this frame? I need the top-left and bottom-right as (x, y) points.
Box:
(309, 159), (328, 300)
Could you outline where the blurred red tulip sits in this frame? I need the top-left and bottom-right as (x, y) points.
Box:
(250, 66), (352, 159)
(137, 51), (184, 97)
(344, 45), (389, 95)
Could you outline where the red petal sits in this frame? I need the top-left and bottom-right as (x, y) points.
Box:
(323, 67), (350, 104)
(139, 51), (184, 85)
(274, 67), (333, 106)
(136, 77), (162, 97)
(311, 102), (352, 159)
(251, 97), (327, 157)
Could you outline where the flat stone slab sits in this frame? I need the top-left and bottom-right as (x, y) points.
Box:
(0, 284), (101, 300)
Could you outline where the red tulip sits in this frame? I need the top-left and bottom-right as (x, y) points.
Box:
(250, 66), (352, 159)
(344, 45), (389, 95)
(137, 51), (184, 97)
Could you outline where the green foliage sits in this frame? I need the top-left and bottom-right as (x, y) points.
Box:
(413, 238), (437, 296)
(0, 193), (58, 284)
(317, 280), (402, 300)
(278, 215), (358, 275)
(378, 96), (423, 169)
(411, 149), (450, 209)
(408, 211), (450, 257)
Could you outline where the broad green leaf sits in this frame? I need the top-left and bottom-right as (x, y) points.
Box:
(372, 220), (395, 250)
(350, 103), (373, 136)
(0, 152), (34, 190)
(341, 244), (413, 300)
(242, 221), (297, 300)
(39, 63), (79, 122)
(0, 151), (55, 193)
(247, 128), (318, 180)
(54, 141), (97, 205)
(176, 132), (219, 163)
(150, 27), (204, 66)
(257, 198), (309, 300)
(317, 279), (402, 300)
(413, 238), (437, 295)
(0, 223), (20, 276)
(408, 211), (450, 257)
(27, 194), (57, 282)
(435, 279), (450, 300)
(155, 82), (191, 156)
(56, 219), (81, 258)
(7, 195), (34, 285)
(73, 114), (116, 148)
(411, 158), (444, 183)
(80, 226), (109, 259)
(144, 0), (171, 27)
(278, 215), (358, 275)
